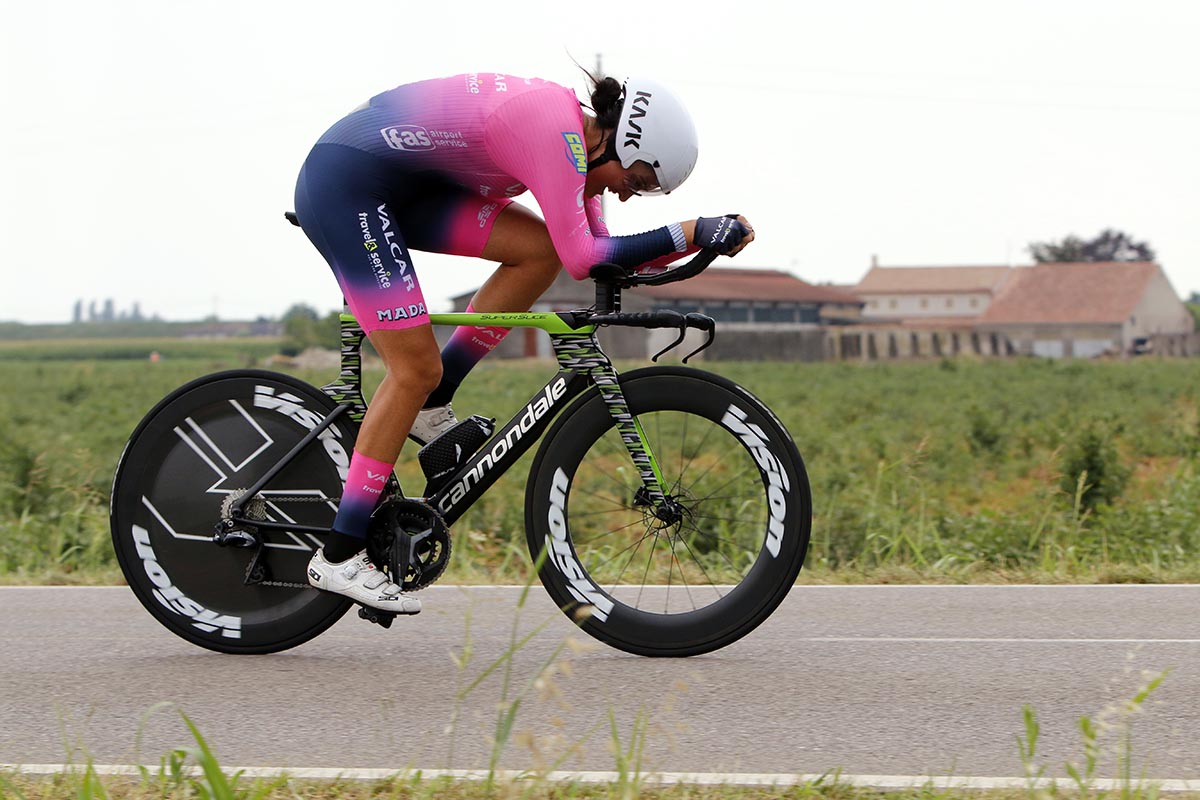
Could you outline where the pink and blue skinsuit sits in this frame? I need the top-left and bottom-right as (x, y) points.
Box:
(293, 72), (693, 334)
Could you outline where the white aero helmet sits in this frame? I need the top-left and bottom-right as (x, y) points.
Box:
(611, 77), (698, 194)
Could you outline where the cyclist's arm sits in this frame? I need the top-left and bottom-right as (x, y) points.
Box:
(485, 89), (690, 279)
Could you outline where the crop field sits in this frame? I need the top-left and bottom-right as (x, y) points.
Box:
(1, 338), (1198, 585)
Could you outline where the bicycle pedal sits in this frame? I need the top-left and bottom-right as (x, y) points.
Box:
(357, 606), (396, 629)
(418, 415), (495, 493)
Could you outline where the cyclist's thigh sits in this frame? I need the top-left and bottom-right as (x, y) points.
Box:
(294, 145), (429, 333)
(478, 202), (557, 266)
(392, 176), (514, 259)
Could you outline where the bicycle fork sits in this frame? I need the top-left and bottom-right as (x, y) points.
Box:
(551, 333), (670, 509)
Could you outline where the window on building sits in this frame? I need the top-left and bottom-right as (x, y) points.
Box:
(652, 302), (702, 316)
(889, 299), (898, 309)
(754, 304), (798, 323)
(798, 305), (820, 324)
(970, 297), (979, 308)
(869, 300), (878, 309)
(708, 303), (750, 323)
(920, 298), (929, 309)
(946, 298), (954, 308)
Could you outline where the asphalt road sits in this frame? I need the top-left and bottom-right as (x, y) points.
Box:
(1, 584), (1198, 780)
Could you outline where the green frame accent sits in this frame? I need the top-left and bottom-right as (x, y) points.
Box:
(328, 307), (668, 500)
(428, 312), (594, 334)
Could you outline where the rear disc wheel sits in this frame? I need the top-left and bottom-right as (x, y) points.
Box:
(110, 370), (356, 654)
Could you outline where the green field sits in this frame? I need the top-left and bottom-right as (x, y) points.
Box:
(1, 338), (1198, 584)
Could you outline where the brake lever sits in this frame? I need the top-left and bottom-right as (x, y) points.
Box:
(651, 318), (689, 362)
(681, 314), (716, 363)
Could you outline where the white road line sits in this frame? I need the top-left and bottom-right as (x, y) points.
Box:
(4, 583), (1200, 590)
(4, 765), (1199, 792)
(800, 637), (1200, 644)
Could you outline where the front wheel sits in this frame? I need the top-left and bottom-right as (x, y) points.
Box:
(525, 367), (811, 657)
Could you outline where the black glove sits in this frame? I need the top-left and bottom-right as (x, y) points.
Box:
(695, 216), (748, 255)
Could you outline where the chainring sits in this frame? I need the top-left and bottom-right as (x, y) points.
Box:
(366, 498), (451, 591)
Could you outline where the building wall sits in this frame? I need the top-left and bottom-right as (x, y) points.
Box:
(978, 324), (1122, 357)
(702, 325), (826, 362)
(861, 291), (993, 319)
(1126, 268), (1196, 342)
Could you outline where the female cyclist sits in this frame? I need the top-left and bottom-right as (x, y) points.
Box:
(294, 70), (754, 612)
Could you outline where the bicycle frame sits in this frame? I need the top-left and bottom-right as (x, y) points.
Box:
(227, 309), (671, 532)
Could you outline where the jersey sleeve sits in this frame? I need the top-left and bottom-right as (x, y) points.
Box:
(585, 195), (608, 237)
(484, 88), (687, 279)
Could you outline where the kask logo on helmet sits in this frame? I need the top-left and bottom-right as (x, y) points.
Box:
(622, 91), (651, 150)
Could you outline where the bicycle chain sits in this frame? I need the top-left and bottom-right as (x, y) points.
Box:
(224, 490), (337, 590)
(223, 491), (447, 592)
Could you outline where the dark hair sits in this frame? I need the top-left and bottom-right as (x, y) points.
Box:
(587, 72), (624, 130)
(575, 66), (624, 158)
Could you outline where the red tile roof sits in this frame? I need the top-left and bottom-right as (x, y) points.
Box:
(855, 266), (1012, 294)
(979, 262), (1158, 325)
(637, 268), (861, 304)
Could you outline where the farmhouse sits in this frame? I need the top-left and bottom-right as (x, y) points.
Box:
(842, 260), (1195, 359)
(856, 264), (1013, 320)
(976, 261), (1195, 357)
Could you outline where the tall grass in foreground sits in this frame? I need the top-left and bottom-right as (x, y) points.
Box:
(2, 354), (1199, 584)
(1, 660), (1183, 800)
(0, 570), (1184, 800)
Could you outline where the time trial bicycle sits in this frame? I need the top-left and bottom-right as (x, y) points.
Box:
(110, 219), (812, 657)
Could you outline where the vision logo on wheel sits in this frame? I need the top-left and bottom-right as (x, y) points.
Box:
(546, 467), (614, 621)
(254, 385), (351, 482)
(721, 404), (790, 557)
(133, 525), (242, 638)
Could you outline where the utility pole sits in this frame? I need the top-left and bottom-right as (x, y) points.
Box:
(596, 52), (607, 222)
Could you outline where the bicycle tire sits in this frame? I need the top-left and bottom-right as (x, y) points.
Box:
(110, 369), (354, 654)
(525, 366), (811, 657)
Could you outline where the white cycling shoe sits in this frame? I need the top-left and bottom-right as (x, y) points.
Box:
(409, 404), (458, 446)
(307, 549), (421, 614)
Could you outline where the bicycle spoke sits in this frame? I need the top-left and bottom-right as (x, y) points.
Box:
(676, 527), (748, 578)
(670, 428), (733, 494)
(666, 534), (699, 612)
(571, 484), (633, 511)
(634, 534), (658, 608)
(686, 463), (760, 505)
(680, 523), (757, 551)
(675, 530), (729, 598)
(686, 493), (762, 504)
(585, 433), (643, 493)
(569, 506), (641, 519)
(689, 513), (766, 527)
(670, 417), (721, 494)
(574, 517), (649, 549)
(608, 531), (651, 592)
(678, 412), (689, 492)
(678, 521), (756, 572)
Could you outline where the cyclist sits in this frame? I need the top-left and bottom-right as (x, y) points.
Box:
(295, 70), (754, 612)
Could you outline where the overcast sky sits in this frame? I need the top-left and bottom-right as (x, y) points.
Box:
(3, 0), (1197, 323)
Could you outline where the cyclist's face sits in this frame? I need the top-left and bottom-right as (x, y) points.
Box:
(585, 160), (660, 203)
(622, 162), (661, 198)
